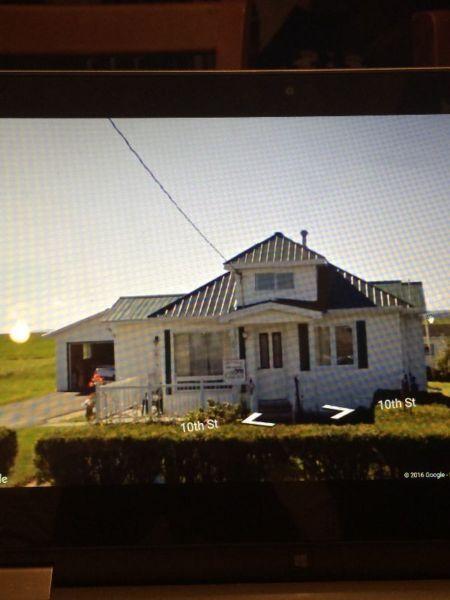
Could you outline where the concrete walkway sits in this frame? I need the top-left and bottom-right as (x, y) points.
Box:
(0, 392), (84, 429)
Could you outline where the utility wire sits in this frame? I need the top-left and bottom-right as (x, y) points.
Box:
(108, 118), (228, 262)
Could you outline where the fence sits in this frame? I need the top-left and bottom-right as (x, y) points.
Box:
(95, 379), (144, 423)
(95, 377), (241, 423)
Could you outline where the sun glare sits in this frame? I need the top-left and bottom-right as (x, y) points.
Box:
(9, 320), (31, 344)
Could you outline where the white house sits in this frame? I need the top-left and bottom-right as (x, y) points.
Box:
(48, 232), (427, 419)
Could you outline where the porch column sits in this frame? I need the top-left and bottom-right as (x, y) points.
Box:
(237, 325), (250, 403)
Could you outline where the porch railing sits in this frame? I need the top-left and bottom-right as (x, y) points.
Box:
(95, 377), (242, 423)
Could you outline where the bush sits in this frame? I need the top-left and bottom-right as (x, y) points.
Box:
(35, 426), (173, 486)
(184, 399), (249, 425)
(436, 339), (450, 377)
(0, 427), (18, 476)
(34, 412), (450, 485)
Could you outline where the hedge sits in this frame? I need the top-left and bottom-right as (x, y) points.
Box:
(0, 427), (18, 477)
(34, 411), (450, 485)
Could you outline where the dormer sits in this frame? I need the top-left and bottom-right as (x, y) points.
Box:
(224, 231), (327, 308)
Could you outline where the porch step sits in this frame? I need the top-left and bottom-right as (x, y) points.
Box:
(257, 399), (293, 424)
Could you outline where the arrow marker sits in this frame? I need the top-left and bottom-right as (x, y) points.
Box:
(242, 412), (275, 427)
(322, 405), (355, 420)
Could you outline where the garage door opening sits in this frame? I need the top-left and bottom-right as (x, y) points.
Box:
(68, 341), (115, 393)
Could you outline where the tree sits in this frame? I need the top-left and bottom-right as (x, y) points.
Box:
(436, 338), (450, 378)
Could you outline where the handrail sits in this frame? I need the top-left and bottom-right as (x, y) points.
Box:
(95, 379), (242, 423)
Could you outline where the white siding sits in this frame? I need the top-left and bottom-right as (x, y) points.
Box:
(241, 265), (318, 305)
(110, 321), (161, 383)
(55, 342), (68, 391)
(299, 313), (404, 409)
(112, 320), (238, 385)
(244, 312), (405, 410)
(109, 308), (425, 415)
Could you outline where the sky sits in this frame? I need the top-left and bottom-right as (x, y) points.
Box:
(1, 115), (449, 332)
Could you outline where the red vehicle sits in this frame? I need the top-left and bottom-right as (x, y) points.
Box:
(88, 365), (115, 388)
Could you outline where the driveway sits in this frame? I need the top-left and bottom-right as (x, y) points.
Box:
(0, 392), (84, 429)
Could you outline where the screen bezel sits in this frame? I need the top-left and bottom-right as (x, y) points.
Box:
(1, 68), (449, 585)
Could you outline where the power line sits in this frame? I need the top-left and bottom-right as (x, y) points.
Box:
(108, 118), (228, 262)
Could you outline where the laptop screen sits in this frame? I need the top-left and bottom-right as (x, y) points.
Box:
(1, 115), (449, 489)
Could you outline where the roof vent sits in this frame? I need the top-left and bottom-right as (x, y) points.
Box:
(300, 230), (308, 246)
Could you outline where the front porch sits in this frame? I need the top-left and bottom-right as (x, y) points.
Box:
(95, 377), (243, 423)
(96, 306), (319, 422)
(96, 302), (387, 423)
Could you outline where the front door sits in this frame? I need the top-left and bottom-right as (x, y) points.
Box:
(255, 327), (287, 400)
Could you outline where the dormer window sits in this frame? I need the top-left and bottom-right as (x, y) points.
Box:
(255, 272), (294, 291)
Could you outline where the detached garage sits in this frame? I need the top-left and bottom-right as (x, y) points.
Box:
(46, 310), (114, 393)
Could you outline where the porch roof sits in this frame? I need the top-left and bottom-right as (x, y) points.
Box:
(218, 299), (323, 322)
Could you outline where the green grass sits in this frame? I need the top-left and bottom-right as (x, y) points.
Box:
(428, 381), (450, 397)
(0, 333), (55, 407)
(36, 403), (450, 441)
(60, 414), (88, 423)
(8, 426), (50, 486)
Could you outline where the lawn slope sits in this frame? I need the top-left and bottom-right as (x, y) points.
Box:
(0, 333), (55, 407)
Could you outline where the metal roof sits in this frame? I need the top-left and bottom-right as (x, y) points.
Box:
(370, 281), (426, 309)
(224, 232), (326, 265)
(150, 233), (413, 320)
(105, 295), (182, 321)
(150, 272), (237, 319)
(329, 266), (411, 309)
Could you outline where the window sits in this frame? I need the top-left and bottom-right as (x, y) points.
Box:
(276, 272), (294, 290)
(335, 325), (354, 365)
(315, 326), (331, 366)
(255, 272), (294, 291)
(259, 333), (270, 369)
(174, 332), (224, 376)
(255, 273), (275, 290)
(259, 331), (283, 369)
(272, 332), (283, 368)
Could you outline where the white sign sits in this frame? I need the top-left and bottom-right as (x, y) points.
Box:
(242, 413), (275, 427)
(322, 405), (355, 420)
(223, 359), (246, 384)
